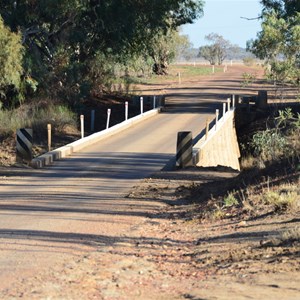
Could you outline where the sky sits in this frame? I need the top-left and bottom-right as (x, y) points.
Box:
(181, 0), (263, 48)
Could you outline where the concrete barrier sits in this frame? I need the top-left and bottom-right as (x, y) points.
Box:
(193, 109), (241, 171)
(16, 128), (33, 163)
(30, 107), (162, 169)
(176, 131), (193, 168)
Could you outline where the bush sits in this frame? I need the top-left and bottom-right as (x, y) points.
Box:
(0, 16), (24, 104)
(251, 129), (287, 161)
(223, 192), (239, 207)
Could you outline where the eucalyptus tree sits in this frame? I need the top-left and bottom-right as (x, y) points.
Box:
(148, 29), (191, 75)
(248, 1), (300, 87)
(198, 33), (232, 65)
(0, 0), (204, 101)
(260, 0), (300, 18)
(0, 16), (23, 105)
(198, 45), (217, 65)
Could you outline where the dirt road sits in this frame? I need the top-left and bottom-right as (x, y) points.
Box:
(0, 65), (299, 299)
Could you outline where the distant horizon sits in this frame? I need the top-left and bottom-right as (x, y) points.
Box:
(181, 0), (262, 48)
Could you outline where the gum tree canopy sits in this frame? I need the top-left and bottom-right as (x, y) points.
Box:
(0, 0), (204, 72)
(0, 16), (23, 100)
(248, 0), (300, 86)
(260, 0), (300, 18)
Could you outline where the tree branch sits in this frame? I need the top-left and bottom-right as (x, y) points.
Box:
(240, 16), (261, 21)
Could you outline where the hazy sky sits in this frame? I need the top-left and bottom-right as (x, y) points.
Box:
(181, 0), (263, 48)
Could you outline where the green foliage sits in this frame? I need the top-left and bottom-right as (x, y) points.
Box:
(293, 113), (300, 129)
(0, 1), (204, 101)
(223, 192), (239, 207)
(211, 204), (226, 220)
(275, 107), (294, 127)
(0, 16), (23, 101)
(248, 10), (300, 88)
(87, 51), (117, 96)
(261, 0), (300, 18)
(275, 108), (300, 134)
(251, 129), (287, 161)
(198, 45), (217, 65)
(199, 33), (232, 65)
(148, 29), (191, 75)
(248, 108), (300, 166)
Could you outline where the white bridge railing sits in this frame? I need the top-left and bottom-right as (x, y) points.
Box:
(192, 96), (241, 171)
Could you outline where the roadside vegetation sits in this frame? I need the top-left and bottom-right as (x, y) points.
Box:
(191, 0), (299, 225)
(187, 106), (299, 225)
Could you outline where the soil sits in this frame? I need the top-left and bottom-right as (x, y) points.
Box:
(0, 65), (299, 299)
(1, 167), (299, 300)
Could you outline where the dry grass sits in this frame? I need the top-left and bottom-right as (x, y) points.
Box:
(262, 181), (299, 209)
(0, 102), (78, 137)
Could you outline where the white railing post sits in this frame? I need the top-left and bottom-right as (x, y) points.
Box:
(153, 96), (156, 109)
(125, 101), (128, 121)
(205, 118), (209, 140)
(106, 109), (111, 129)
(227, 98), (231, 112)
(215, 109), (219, 130)
(47, 124), (52, 152)
(140, 97), (144, 115)
(223, 102), (226, 119)
(80, 115), (84, 138)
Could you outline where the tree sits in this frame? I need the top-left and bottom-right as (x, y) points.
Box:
(174, 33), (193, 62)
(148, 29), (192, 75)
(198, 33), (231, 65)
(0, 1), (204, 100)
(198, 45), (217, 65)
(248, 5), (300, 87)
(179, 47), (199, 62)
(0, 16), (23, 103)
(260, 0), (300, 18)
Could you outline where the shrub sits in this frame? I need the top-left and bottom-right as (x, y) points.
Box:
(223, 192), (239, 207)
(251, 129), (287, 161)
(0, 16), (24, 103)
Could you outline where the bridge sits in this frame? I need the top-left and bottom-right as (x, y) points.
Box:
(0, 68), (244, 294)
